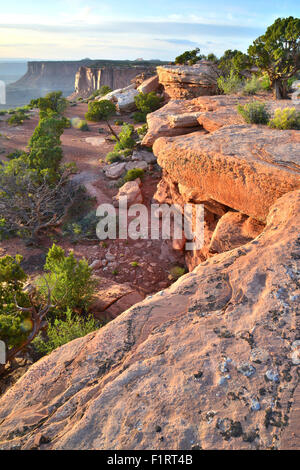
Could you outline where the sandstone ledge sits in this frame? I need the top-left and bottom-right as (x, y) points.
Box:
(0, 190), (299, 450)
(153, 125), (300, 221)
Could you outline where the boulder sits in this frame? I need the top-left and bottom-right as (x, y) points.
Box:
(0, 191), (299, 450)
(153, 125), (300, 221)
(89, 276), (144, 320)
(137, 75), (160, 94)
(209, 211), (265, 254)
(125, 160), (148, 172)
(157, 61), (218, 100)
(97, 84), (139, 112)
(113, 179), (143, 207)
(104, 162), (126, 179)
(142, 99), (203, 147)
(132, 150), (156, 164)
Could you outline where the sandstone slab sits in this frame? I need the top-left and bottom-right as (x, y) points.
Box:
(157, 61), (218, 100)
(137, 75), (160, 94)
(209, 211), (265, 254)
(153, 125), (300, 221)
(0, 191), (299, 450)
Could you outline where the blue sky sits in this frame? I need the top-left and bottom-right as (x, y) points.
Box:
(0, 0), (299, 60)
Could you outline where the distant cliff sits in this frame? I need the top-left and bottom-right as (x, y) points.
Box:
(73, 65), (157, 97)
(5, 60), (93, 106)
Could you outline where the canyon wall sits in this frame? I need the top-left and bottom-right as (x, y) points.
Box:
(74, 66), (156, 97)
(5, 60), (93, 106)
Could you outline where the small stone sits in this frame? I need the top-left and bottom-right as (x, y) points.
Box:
(265, 369), (279, 382)
(237, 362), (256, 377)
(89, 259), (101, 270)
(250, 398), (261, 411)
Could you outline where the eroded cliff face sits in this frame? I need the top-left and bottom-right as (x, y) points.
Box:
(5, 60), (93, 106)
(74, 66), (156, 97)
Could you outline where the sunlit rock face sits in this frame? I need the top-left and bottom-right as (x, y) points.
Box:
(0, 190), (299, 450)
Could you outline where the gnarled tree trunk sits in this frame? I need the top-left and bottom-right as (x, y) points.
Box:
(273, 79), (288, 99)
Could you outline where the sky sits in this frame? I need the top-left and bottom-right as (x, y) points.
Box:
(0, 0), (299, 61)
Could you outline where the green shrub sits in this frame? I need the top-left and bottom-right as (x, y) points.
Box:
(124, 168), (144, 182)
(243, 76), (263, 95)
(175, 48), (203, 65)
(85, 100), (116, 122)
(37, 244), (96, 314)
(0, 110), (7, 116)
(260, 74), (271, 90)
(133, 111), (147, 123)
(114, 119), (124, 126)
(32, 307), (100, 355)
(134, 92), (161, 122)
(237, 101), (270, 124)
(169, 266), (186, 280)
(30, 91), (67, 115)
(78, 120), (89, 131)
(217, 70), (244, 94)
(105, 150), (122, 164)
(88, 86), (112, 100)
(7, 112), (29, 126)
(0, 255), (30, 350)
(6, 149), (24, 160)
(268, 107), (300, 130)
(114, 123), (135, 151)
(137, 124), (148, 138)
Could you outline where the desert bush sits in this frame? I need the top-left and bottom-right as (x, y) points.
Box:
(217, 71), (244, 94)
(113, 123), (135, 151)
(0, 254), (56, 374)
(260, 74), (271, 90)
(133, 92), (161, 122)
(7, 111), (29, 126)
(243, 76), (263, 95)
(268, 107), (300, 129)
(237, 101), (270, 124)
(105, 150), (122, 164)
(78, 120), (89, 131)
(0, 114), (78, 239)
(169, 266), (186, 280)
(63, 210), (99, 242)
(88, 86), (112, 100)
(33, 307), (100, 355)
(6, 149), (23, 160)
(37, 244), (96, 313)
(30, 91), (68, 115)
(85, 100), (116, 122)
(137, 124), (148, 138)
(124, 168), (144, 182)
(0, 110), (7, 115)
(218, 49), (252, 77)
(114, 119), (124, 126)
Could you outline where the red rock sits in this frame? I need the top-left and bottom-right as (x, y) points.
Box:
(137, 75), (160, 94)
(209, 211), (265, 254)
(153, 125), (300, 221)
(0, 191), (299, 450)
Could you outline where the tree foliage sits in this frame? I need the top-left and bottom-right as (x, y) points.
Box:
(39, 244), (96, 313)
(248, 16), (300, 98)
(218, 49), (252, 77)
(175, 47), (205, 65)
